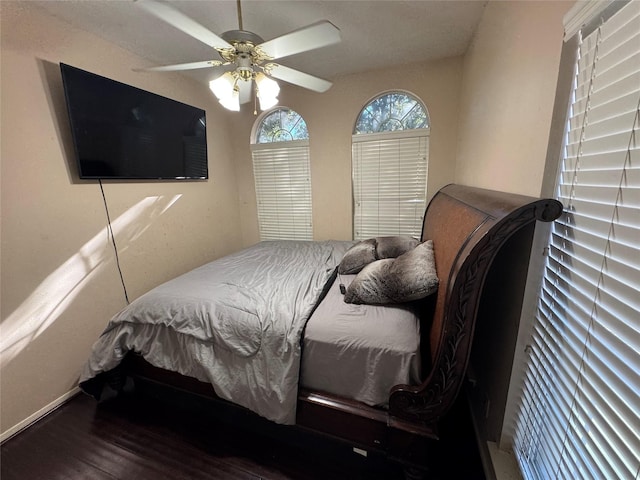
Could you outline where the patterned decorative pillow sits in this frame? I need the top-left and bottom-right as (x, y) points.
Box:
(337, 238), (377, 274)
(375, 235), (420, 259)
(344, 240), (438, 305)
(338, 235), (420, 274)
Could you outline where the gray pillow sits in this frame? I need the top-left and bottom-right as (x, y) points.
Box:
(376, 235), (420, 259)
(338, 235), (420, 274)
(338, 238), (377, 274)
(344, 240), (438, 305)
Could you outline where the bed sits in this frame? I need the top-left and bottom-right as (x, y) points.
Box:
(79, 184), (562, 476)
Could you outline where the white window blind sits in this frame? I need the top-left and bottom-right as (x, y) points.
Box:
(352, 131), (429, 240)
(512, 2), (640, 479)
(252, 141), (313, 240)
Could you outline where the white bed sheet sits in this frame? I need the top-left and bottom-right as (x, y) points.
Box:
(301, 274), (422, 407)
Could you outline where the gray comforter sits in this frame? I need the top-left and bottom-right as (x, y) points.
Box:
(79, 240), (353, 424)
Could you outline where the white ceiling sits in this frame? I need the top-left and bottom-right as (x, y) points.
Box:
(29, 0), (487, 88)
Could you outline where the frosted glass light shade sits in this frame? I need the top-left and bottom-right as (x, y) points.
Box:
(256, 73), (280, 97)
(256, 73), (280, 110)
(258, 94), (278, 110)
(209, 72), (235, 100)
(219, 88), (240, 111)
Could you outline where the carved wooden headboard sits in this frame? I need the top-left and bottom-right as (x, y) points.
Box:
(388, 183), (562, 434)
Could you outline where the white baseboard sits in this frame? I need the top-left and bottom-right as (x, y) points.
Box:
(1, 386), (81, 444)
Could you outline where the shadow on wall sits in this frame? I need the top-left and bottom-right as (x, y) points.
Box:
(0, 194), (182, 368)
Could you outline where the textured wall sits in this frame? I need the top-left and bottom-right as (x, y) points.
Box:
(455, 1), (572, 197)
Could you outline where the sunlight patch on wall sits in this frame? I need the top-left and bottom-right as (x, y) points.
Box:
(0, 194), (182, 366)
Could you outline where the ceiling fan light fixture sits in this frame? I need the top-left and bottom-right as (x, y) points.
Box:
(258, 94), (278, 111)
(255, 73), (279, 98)
(255, 73), (280, 111)
(218, 87), (240, 111)
(209, 72), (236, 100)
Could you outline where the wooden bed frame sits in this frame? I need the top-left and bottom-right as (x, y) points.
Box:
(122, 184), (562, 476)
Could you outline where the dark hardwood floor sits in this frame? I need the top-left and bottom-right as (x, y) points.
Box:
(1, 384), (485, 480)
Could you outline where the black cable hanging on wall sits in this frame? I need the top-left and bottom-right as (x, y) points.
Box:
(98, 179), (130, 305)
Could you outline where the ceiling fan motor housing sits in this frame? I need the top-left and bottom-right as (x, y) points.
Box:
(221, 29), (264, 45)
(219, 29), (274, 80)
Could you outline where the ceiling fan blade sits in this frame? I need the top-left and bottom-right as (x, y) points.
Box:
(238, 79), (253, 105)
(268, 64), (332, 93)
(135, 0), (231, 49)
(133, 60), (223, 72)
(258, 21), (341, 60)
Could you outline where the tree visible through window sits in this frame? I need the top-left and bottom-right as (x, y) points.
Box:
(252, 108), (313, 240)
(354, 92), (428, 134)
(256, 108), (308, 143)
(352, 91), (430, 240)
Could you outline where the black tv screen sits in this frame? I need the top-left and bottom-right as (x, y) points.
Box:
(60, 63), (208, 180)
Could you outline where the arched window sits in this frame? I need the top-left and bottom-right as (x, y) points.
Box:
(352, 91), (430, 240)
(256, 108), (309, 143)
(354, 91), (429, 134)
(251, 108), (313, 240)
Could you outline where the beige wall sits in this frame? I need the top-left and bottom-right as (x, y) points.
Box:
(455, 0), (572, 197)
(230, 57), (464, 246)
(0, 2), (242, 435)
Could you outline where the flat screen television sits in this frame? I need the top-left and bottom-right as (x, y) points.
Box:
(60, 63), (208, 180)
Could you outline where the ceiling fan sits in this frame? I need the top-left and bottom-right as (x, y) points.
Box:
(134, 0), (341, 112)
